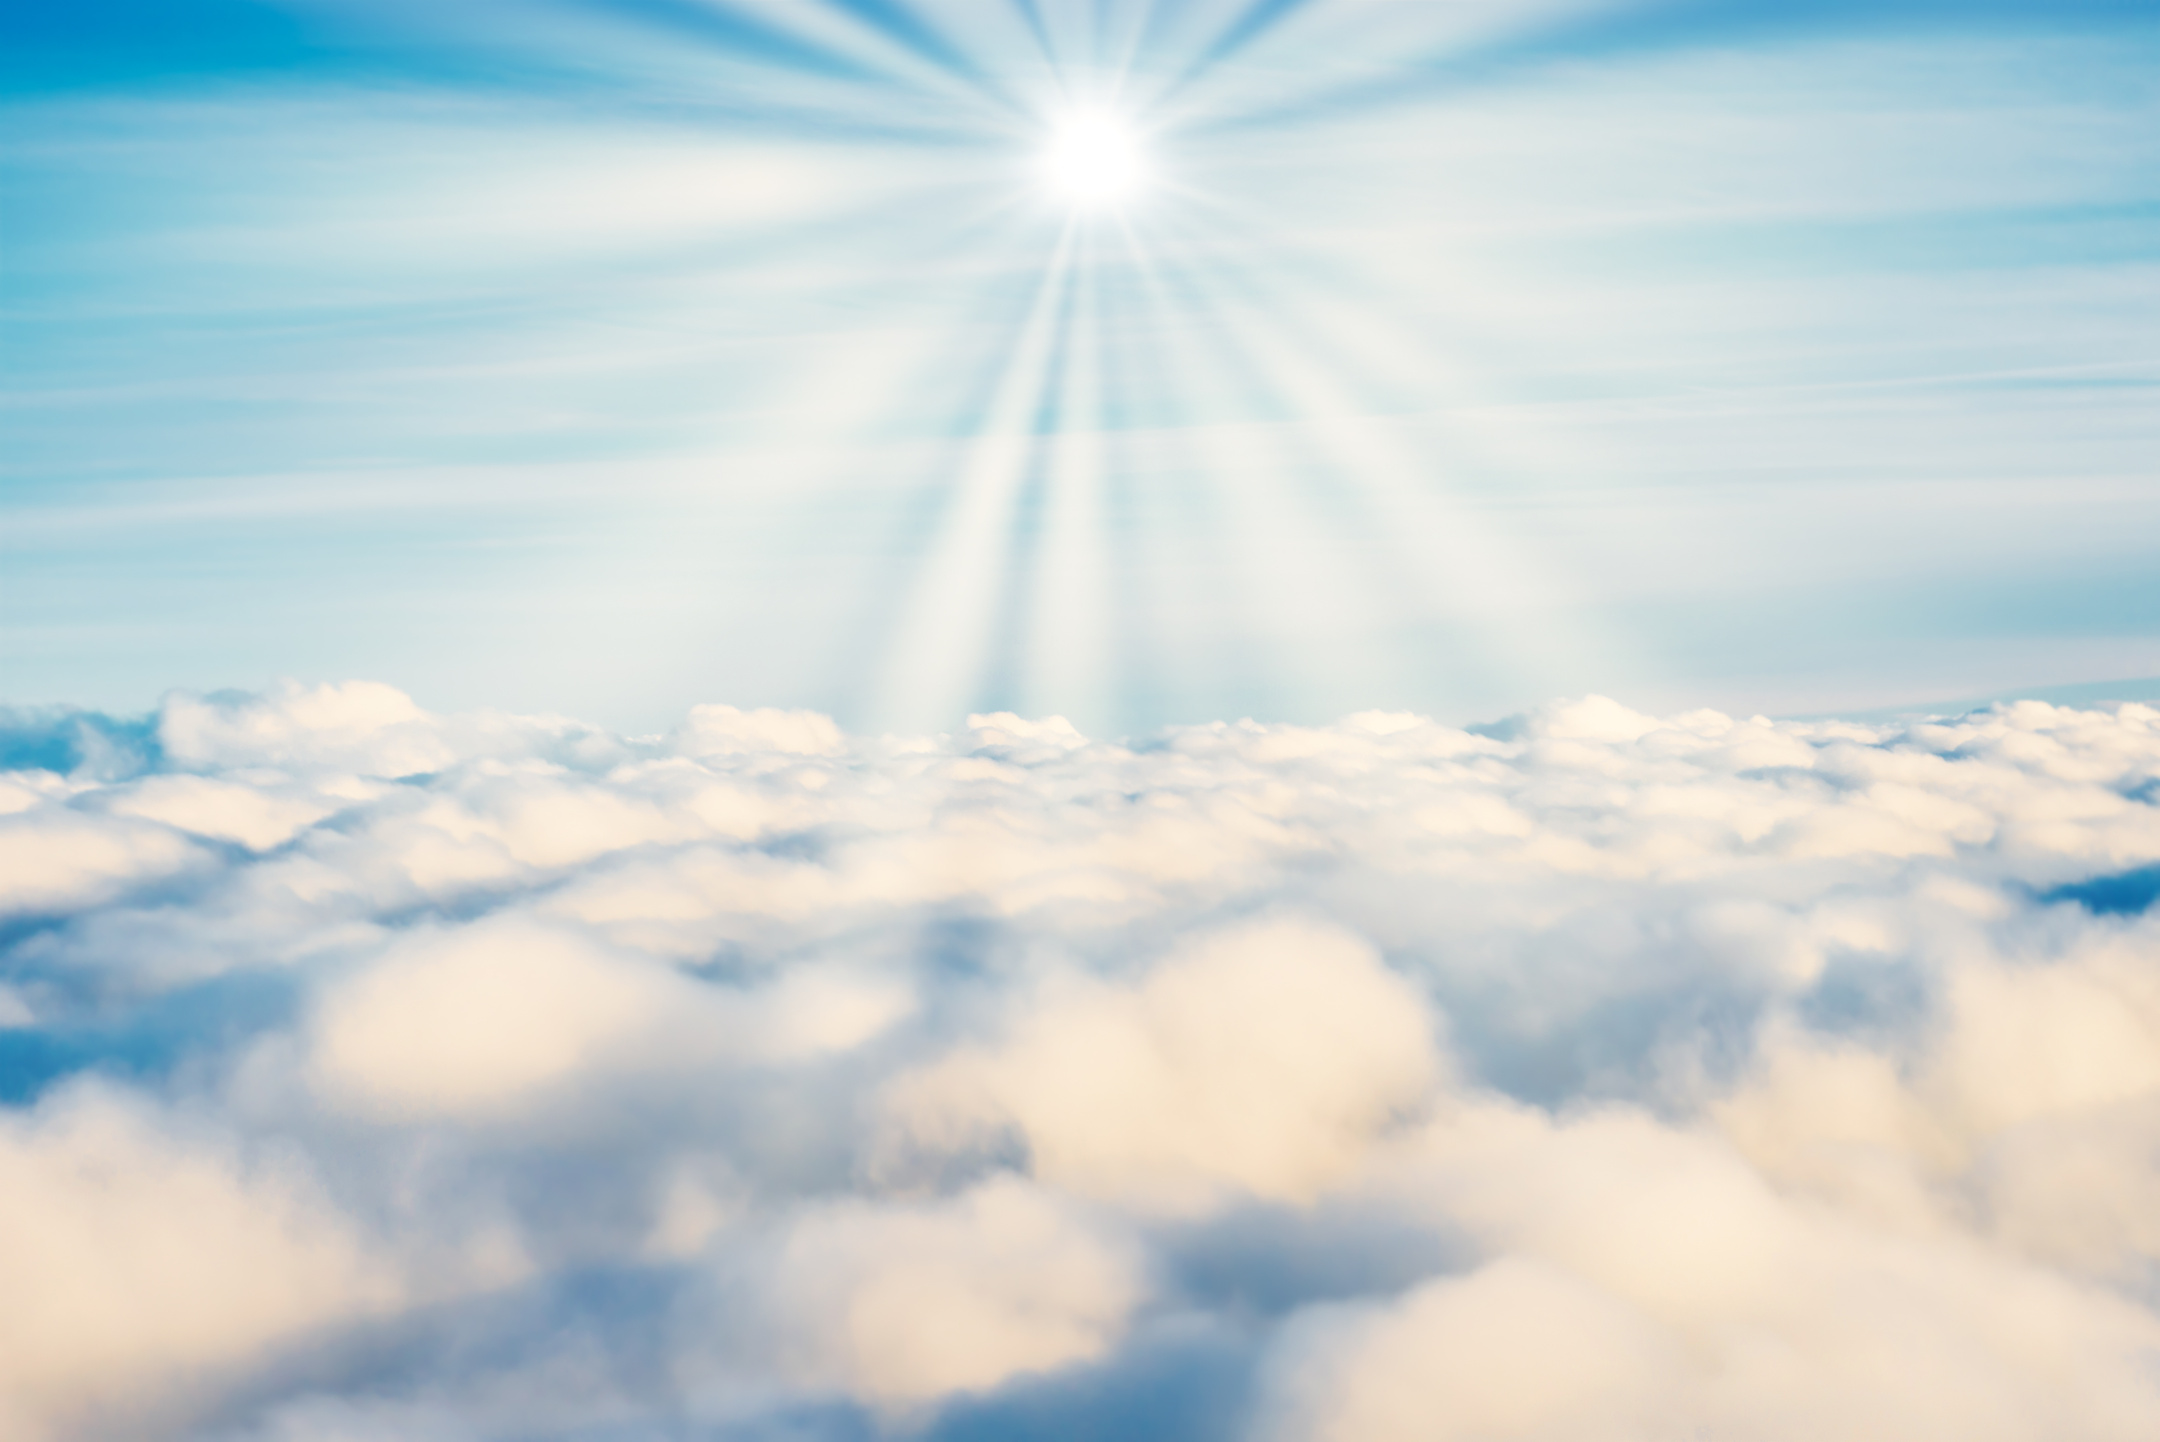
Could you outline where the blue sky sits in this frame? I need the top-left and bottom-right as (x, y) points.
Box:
(9, 11), (2160, 1437)
(5, 0), (2158, 735)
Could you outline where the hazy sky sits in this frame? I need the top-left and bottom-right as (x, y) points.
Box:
(6, 0), (2158, 732)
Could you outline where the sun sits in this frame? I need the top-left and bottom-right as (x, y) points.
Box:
(1039, 107), (1149, 209)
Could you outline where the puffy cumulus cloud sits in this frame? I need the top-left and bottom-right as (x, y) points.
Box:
(1264, 1096), (2160, 1442)
(96, 773), (358, 853)
(881, 918), (1444, 1211)
(156, 680), (633, 780)
(303, 914), (912, 1123)
(158, 681), (459, 778)
(1713, 922), (2160, 1271)
(1265, 1225), (2160, 1442)
(304, 915), (701, 1122)
(742, 1178), (1143, 1408)
(0, 804), (206, 917)
(673, 702), (847, 760)
(0, 1084), (397, 1442)
(1262, 1257), (1692, 1442)
(3, 683), (2160, 1437)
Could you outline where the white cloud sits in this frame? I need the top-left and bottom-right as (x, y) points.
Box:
(0, 806), (205, 917)
(1716, 923), (2160, 1273)
(882, 917), (1443, 1211)
(672, 703), (847, 760)
(0, 1085), (397, 1442)
(306, 913), (912, 1123)
(305, 915), (692, 1122)
(100, 773), (354, 852)
(1263, 1257), (1690, 1442)
(1269, 1097), (2160, 1442)
(4, 682), (2160, 1436)
(748, 1178), (1143, 1408)
(159, 681), (457, 778)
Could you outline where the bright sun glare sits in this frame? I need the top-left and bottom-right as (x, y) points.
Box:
(1041, 108), (1148, 208)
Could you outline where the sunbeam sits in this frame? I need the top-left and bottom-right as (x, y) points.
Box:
(1013, 227), (1115, 718)
(873, 222), (1083, 728)
(7, 5), (2160, 1440)
(7, 0), (2156, 733)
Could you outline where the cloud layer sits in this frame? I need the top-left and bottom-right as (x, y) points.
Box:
(4, 681), (2160, 1439)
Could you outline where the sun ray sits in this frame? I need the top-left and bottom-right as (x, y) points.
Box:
(872, 222), (1083, 729)
(1086, 211), (1402, 718)
(1012, 224), (1115, 722)
(1108, 197), (1629, 704)
(807, 0), (1013, 100)
(202, 1), (1686, 729)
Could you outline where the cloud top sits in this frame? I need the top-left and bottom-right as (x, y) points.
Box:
(2, 682), (2159, 1438)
